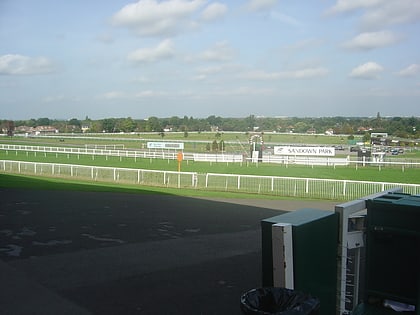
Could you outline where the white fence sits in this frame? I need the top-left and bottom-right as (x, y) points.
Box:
(262, 155), (350, 166)
(3, 144), (420, 168)
(0, 144), (242, 163)
(2, 160), (420, 200)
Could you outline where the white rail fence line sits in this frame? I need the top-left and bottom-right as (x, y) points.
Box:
(2, 160), (420, 200)
(0, 144), (242, 162)
(0, 160), (197, 189)
(2, 144), (420, 168)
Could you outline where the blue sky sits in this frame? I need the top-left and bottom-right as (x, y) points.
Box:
(1, 0), (419, 120)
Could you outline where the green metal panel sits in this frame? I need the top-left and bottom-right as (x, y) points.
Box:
(366, 193), (420, 311)
(261, 208), (339, 315)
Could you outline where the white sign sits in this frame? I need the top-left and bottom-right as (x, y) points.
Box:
(274, 146), (335, 156)
(251, 151), (259, 163)
(147, 142), (184, 150)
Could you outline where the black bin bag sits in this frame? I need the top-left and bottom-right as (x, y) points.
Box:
(240, 287), (320, 315)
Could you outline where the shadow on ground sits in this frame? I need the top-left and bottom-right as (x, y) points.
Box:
(0, 188), (335, 315)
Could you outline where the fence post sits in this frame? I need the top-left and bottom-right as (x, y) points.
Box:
(237, 175), (241, 190)
(343, 180), (347, 197)
(305, 178), (309, 194)
(192, 173), (197, 188)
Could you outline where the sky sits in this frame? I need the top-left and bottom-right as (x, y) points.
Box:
(1, 0), (420, 120)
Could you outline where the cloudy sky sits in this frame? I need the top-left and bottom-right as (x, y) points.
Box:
(1, 0), (419, 120)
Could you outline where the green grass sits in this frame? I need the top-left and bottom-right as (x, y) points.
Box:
(1, 132), (363, 151)
(0, 173), (304, 201)
(1, 149), (420, 184)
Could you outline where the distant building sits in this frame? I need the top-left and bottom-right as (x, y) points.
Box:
(325, 128), (334, 135)
(34, 126), (58, 135)
(81, 125), (90, 133)
(357, 126), (373, 133)
(14, 125), (58, 135)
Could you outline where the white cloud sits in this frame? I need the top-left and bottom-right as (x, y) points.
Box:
(42, 95), (66, 103)
(242, 70), (281, 80)
(135, 90), (163, 97)
(327, 0), (383, 15)
(127, 39), (175, 63)
(361, 0), (420, 29)
(327, 0), (420, 29)
(243, 67), (329, 80)
(270, 11), (302, 27)
(200, 2), (227, 22)
(397, 64), (420, 77)
(100, 91), (126, 99)
(0, 54), (55, 75)
(112, 0), (205, 37)
(288, 67), (329, 79)
(349, 62), (384, 79)
(342, 31), (400, 50)
(198, 41), (235, 62)
(245, 0), (278, 12)
(213, 86), (274, 96)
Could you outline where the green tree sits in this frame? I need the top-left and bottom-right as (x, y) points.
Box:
(212, 140), (218, 152)
(102, 118), (116, 133)
(118, 117), (136, 132)
(68, 118), (81, 127)
(219, 139), (225, 152)
(36, 118), (50, 126)
(146, 116), (162, 132)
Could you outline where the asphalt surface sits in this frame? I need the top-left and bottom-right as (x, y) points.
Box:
(0, 188), (336, 315)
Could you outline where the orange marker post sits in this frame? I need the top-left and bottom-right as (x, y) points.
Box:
(177, 151), (183, 172)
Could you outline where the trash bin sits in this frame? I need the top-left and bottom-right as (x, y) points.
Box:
(240, 287), (320, 315)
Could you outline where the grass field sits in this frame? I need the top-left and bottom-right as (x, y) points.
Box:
(0, 173), (304, 200)
(1, 148), (419, 184)
(1, 132), (365, 152)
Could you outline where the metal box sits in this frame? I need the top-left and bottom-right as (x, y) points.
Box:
(261, 208), (338, 315)
(365, 193), (420, 311)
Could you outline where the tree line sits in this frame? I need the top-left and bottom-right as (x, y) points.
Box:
(1, 114), (419, 139)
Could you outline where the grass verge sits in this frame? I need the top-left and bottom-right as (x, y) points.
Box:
(0, 173), (310, 201)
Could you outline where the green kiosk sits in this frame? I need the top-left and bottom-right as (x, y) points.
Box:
(354, 193), (420, 314)
(261, 208), (339, 315)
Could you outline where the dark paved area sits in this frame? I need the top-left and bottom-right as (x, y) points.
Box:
(0, 188), (336, 315)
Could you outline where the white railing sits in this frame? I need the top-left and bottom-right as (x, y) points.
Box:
(193, 153), (244, 162)
(0, 160), (197, 189)
(2, 160), (420, 200)
(0, 144), (243, 163)
(261, 155), (350, 166)
(3, 144), (420, 168)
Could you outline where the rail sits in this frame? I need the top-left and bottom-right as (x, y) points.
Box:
(2, 160), (420, 200)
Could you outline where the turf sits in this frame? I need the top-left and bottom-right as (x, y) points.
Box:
(1, 149), (419, 184)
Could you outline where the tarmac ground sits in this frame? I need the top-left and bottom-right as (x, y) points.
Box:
(0, 188), (337, 315)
